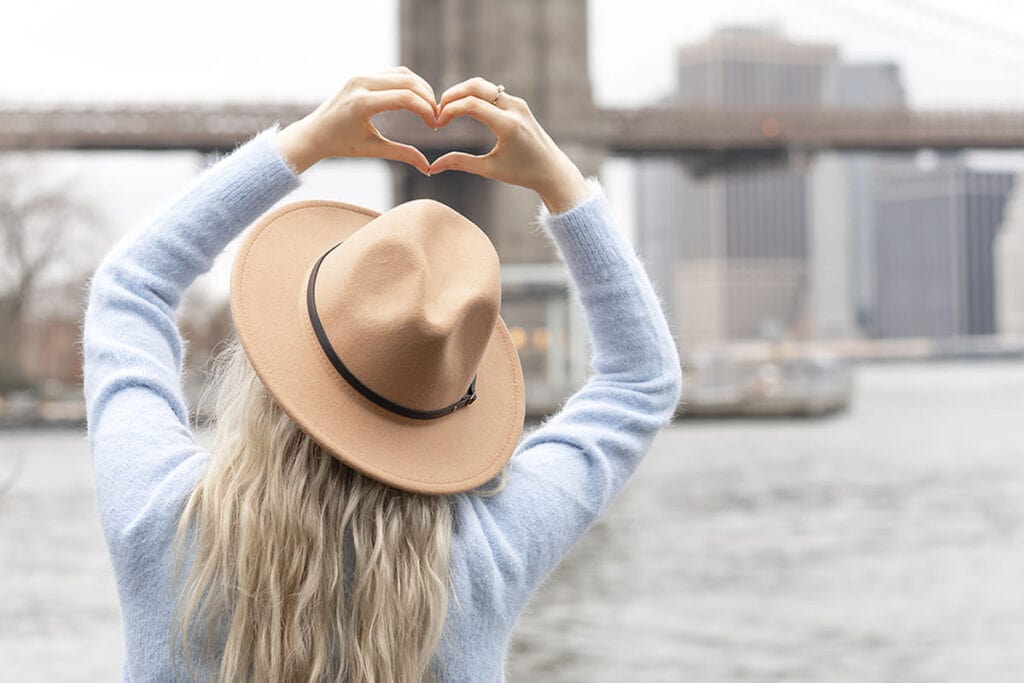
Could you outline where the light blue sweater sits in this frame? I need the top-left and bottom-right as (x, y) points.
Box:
(82, 124), (682, 681)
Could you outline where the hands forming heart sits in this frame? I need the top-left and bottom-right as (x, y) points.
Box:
(274, 67), (591, 214)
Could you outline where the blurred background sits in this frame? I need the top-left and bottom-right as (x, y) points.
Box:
(2, 0), (1024, 680)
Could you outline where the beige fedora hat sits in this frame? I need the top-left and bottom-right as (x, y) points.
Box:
(229, 198), (525, 495)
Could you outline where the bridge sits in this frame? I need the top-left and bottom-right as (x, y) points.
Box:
(3, 101), (1024, 155)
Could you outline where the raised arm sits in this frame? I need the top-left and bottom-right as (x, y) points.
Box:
(82, 68), (439, 550)
(82, 126), (302, 548)
(430, 78), (683, 617)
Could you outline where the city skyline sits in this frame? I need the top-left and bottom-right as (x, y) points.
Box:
(4, 8), (1023, 360)
(635, 25), (1020, 347)
(5, 3), (1024, 287)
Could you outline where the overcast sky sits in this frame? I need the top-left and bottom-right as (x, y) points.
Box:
(4, 0), (1024, 108)
(5, 0), (1024, 297)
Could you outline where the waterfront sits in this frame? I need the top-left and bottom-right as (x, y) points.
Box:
(1, 361), (1023, 681)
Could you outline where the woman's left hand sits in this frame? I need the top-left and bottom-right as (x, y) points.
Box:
(274, 67), (438, 175)
(430, 76), (590, 213)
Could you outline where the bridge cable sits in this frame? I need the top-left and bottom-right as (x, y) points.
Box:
(796, 0), (1024, 76)
(887, 0), (1024, 56)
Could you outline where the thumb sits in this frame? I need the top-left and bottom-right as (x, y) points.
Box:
(429, 151), (493, 178)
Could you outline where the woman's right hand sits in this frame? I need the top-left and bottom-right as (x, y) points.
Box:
(430, 77), (592, 214)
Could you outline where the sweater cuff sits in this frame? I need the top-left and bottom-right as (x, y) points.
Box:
(538, 179), (633, 280)
(204, 123), (303, 226)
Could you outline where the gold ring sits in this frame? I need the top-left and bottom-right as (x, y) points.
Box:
(491, 84), (505, 105)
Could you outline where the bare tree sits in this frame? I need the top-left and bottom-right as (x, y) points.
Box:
(0, 155), (104, 393)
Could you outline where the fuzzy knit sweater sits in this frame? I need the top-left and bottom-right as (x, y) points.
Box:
(82, 124), (683, 681)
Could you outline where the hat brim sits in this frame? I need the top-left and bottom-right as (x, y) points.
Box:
(230, 200), (525, 495)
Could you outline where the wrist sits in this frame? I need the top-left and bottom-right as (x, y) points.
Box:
(537, 160), (591, 214)
(273, 119), (321, 175)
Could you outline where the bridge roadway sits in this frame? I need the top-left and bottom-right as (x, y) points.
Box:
(2, 102), (1024, 154)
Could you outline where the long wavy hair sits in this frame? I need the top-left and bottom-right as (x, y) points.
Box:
(171, 337), (504, 682)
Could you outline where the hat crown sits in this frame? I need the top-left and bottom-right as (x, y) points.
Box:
(311, 199), (501, 412)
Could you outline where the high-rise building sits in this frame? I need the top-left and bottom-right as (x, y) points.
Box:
(671, 25), (837, 108)
(636, 26), (905, 346)
(645, 27), (827, 346)
(871, 159), (1015, 337)
(637, 25), (1017, 344)
(812, 59), (905, 338)
(995, 184), (1024, 337)
(635, 157), (808, 344)
(807, 153), (858, 339)
(821, 62), (905, 109)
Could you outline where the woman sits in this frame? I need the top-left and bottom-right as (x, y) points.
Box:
(82, 67), (682, 681)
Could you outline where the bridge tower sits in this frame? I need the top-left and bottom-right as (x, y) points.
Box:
(397, 0), (603, 262)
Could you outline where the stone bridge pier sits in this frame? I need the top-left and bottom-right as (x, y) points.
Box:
(395, 0), (604, 264)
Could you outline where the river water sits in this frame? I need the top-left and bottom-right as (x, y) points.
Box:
(1, 361), (1023, 682)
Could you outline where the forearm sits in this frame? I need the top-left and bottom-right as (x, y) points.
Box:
(542, 181), (682, 392)
(84, 123), (302, 414)
(93, 125), (301, 306)
(82, 124), (304, 539)
(85, 123), (302, 410)
(469, 184), (682, 604)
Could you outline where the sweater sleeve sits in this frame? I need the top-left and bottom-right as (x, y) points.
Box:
(455, 181), (683, 619)
(81, 125), (302, 550)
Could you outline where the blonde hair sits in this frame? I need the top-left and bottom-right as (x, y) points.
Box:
(172, 337), (502, 681)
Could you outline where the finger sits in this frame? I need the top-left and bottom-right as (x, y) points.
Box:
(439, 76), (503, 110)
(372, 138), (431, 175)
(428, 150), (494, 178)
(435, 96), (515, 135)
(359, 89), (438, 129)
(377, 66), (438, 114)
(361, 72), (437, 114)
(381, 67), (438, 108)
(384, 65), (425, 82)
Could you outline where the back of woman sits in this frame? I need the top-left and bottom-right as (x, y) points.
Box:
(81, 68), (682, 682)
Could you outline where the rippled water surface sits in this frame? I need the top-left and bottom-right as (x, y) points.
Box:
(2, 361), (1023, 682)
